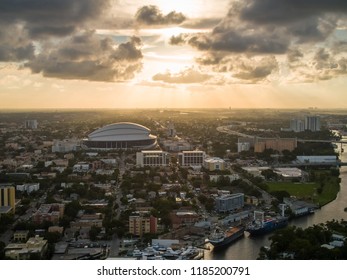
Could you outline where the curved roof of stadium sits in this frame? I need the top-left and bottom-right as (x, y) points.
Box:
(87, 122), (156, 142)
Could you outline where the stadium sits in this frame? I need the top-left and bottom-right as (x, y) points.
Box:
(83, 122), (158, 150)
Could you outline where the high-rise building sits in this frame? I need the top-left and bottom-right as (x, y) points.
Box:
(167, 122), (176, 137)
(290, 119), (305, 132)
(24, 120), (38, 129)
(0, 185), (16, 214)
(305, 116), (321, 131)
(136, 150), (170, 167)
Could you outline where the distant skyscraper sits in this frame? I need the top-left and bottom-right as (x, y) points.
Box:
(290, 119), (305, 132)
(24, 119), (38, 129)
(167, 122), (176, 137)
(305, 116), (321, 131)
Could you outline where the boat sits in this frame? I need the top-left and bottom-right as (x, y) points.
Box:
(246, 210), (288, 236)
(207, 225), (245, 249)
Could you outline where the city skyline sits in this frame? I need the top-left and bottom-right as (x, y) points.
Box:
(1, 0), (347, 109)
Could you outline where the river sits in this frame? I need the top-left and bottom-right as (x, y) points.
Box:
(205, 142), (347, 260)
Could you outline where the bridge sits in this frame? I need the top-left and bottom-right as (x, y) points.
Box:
(217, 126), (347, 144)
(297, 139), (347, 144)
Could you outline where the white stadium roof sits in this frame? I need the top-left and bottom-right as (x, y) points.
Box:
(88, 122), (156, 142)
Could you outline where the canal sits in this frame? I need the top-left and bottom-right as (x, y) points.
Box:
(205, 142), (347, 260)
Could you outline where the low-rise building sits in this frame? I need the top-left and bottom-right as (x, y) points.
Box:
(204, 157), (226, 171)
(5, 236), (48, 260)
(16, 183), (40, 193)
(32, 204), (65, 225)
(170, 210), (200, 229)
(209, 174), (240, 183)
(136, 150), (170, 167)
(178, 151), (206, 167)
(129, 215), (158, 237)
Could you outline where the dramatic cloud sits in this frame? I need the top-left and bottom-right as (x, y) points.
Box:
(153, 68), (211, 84)
(0, 0), (109, 38)
(232, 56), (278, 82)
(0, 25), (35, 61)
(26, 32), (143, 82)
(170, 0), (347, 83)
(135, 5), (186, 26)
(240, 0), (347, 24)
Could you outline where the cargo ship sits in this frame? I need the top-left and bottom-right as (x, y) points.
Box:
(207, 225), (245, 249)
(246, 210), (288, 236)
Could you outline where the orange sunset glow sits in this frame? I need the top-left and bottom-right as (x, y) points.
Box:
(1, 0), (347, 109)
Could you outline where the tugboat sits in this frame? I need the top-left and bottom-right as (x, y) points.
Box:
(207, 225), (245, 249)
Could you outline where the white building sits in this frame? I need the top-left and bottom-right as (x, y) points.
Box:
(215, 193), (244, 213)
(52, 139), (80, 153)
(178, 151), (206, 167)
(73, 162), (90, 173)
(237, 142), (250, 153)
(16, 183), (40, 194)
(290, 119), (305, 132)
(203, 157), (226, 171)
(209, 173), (240, 183)
(136, 150), (170, 167)
(161, 139), (192, 152)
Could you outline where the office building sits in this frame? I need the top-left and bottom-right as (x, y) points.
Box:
(136, 150), (170, 167)
(178, 151), (206, 167)
(215, 193), (244, 213)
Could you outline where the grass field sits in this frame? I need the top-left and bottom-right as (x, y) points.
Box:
(267, 176), (340, 206)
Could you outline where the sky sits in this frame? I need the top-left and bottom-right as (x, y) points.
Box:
(1, 0), (347, 109)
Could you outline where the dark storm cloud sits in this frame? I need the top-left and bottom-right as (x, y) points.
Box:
(240, 0), (347, 24)
(0, 0), (109, 38)
(26, 32), (143, 82)
(0, 25), (35, 61)
(135, 5), (186, 26)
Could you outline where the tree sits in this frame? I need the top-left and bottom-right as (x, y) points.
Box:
(89, 226), (101, 241)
